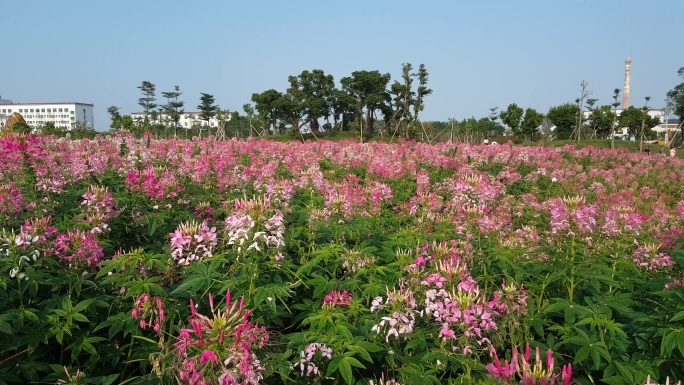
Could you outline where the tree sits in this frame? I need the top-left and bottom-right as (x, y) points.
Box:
(499, 103), (524, 140)
(197, 93), (218, 125)
(587, 105), (617, 138)
(329, 89), (357, 132)
(243, 103), (256, 137)
(137, 81), (157, 114)
(39, 122), (64, 136)
(287, 69), (335, 133)
(340, 70), (392, 138)
(547, 103), (580, 140)
(520, 108), (544, 141)
(387, 63), (432, 139)
(107, 106), (122, 130)
(252, 89), (282, 134)
(274, 92), (304, 136)
(575, 81), (590, 142)
(162, 86), (184, 137)
(619, 106), (660, 141)
(611, 88), (621, 148)
(666, 67), (684, 146)
(388, 63), (415, 138)
(214, 107), (232, 140)
(413, 64), (432, 124)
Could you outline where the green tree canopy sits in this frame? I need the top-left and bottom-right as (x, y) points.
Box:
(520, 108), (544, 141)
(500, 103), (524, 139)
(252, 89), (282, 134)
(619, 106), (660, 140)
(340, 70), (391, 134)
(547, 103), (580, 140)
(137, 81), (157, 113)
(287, 69), (335, 133)
(666, 67), (684, 144)
(587, 105), (617, 138)
(197, 93), (218, 123)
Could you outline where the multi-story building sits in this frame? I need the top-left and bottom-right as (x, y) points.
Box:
(0, 99), (94, 130)
(130, 111), (230, 129)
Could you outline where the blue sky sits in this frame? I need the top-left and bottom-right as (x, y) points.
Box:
(4, 0), (683, 131)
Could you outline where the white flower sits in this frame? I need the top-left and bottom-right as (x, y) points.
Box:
(551, 177), (558, 182)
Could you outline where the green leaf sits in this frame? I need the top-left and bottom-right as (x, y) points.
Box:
(91, 373), (120, 385)
(72, 313), (90, 323)
(74, 298), (96, 312)
(326, 356), (341, 376)
(677, 332), (684, 358)
(338, 357), (353, 385)
(661, 330), (677, 357)
(670, 311), (684, 322)
(343, 356), (365, 369)
(574, 345), (590, 364)
(355, 341), (384, 353)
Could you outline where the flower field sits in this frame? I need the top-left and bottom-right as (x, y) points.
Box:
(1, 132), (683, 385)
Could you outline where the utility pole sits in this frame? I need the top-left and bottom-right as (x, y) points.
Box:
(576, 81), (589, 144)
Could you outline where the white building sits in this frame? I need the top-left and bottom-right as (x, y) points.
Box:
(130, 111), (231, 129)
(0, 101), (94, 130)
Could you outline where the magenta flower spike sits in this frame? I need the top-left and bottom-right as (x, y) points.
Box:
(208, 293), (214, 311)
(190, 298), (197, 318)
(562, 364), (572, 385)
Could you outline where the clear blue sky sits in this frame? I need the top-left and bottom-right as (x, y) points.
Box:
(4, 0), (683, 131)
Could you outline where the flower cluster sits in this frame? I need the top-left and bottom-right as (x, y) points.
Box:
(632, 242), (673, 272)
(291, 343), (333, 378)
(487, 344), (573, 385)
(665, 273), (684, 290)
(371, 285), (420, 342)
(125, 166), (183, 202)
(170, 220), (218, 266)
(2, 230), (41, 281)
(132, 293), (165, 332)
(548, 196), (597, 236)
(322, 289), (352, 308)
(81, 185), (119, 233)
(224, 201), (285, 254)
(341, 250), (378, 274)
(194, 201), (216, 221)
(487, 280), (528, 319)
(0, 182), (25, 214)
(57, 366), (85, 385)
(53, 229), (104, 270)
(20, 217), (58, 244)
(173, 290), (268, 385)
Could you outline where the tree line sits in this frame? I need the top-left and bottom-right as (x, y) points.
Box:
(102, 66), (684, 146)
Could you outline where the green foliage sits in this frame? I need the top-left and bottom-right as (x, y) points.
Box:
(197, 92), (218, 123)
(547, 103), (580, 140)
(619, 106), (660, 139)
(340, 70), (392, 134)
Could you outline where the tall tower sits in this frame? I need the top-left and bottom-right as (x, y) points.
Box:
(623, 58), (631, 109)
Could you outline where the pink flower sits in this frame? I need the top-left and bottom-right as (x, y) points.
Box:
(200, 350), (219, 365)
